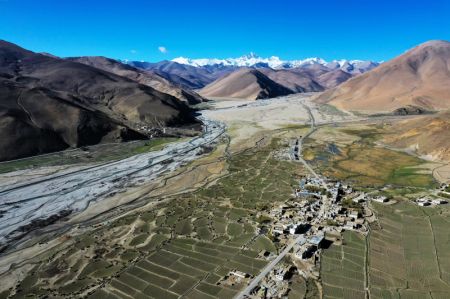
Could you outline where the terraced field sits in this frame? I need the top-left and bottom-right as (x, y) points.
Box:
(286, 276), (319, 299)
(321, 202), (450, 299)
(99, 238), (267, 299)
(314, 124), (446, 298)
(321, 231), (366, 299)
(3, 135), (306, 298)
(369, 202), (450, 298)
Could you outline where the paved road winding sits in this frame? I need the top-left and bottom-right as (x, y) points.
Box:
(234, 235), (306, 299)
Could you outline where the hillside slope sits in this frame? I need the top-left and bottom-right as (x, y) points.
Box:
(258, 68), (324, 93)
(316, 40), (450, 112)
(199, 68), (293, 100)
(383, 111), (450, 162)
(128, 60), (236, 90)
(68, 56), (205, 104)
(0, 40), (197, 161)
(316, 69), (353, 89)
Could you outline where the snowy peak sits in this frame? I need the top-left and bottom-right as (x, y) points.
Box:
(172, 54), (380, 73)
(288, 57), (327, 68)
(172, 53), (285, 69)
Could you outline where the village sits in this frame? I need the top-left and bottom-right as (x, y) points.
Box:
(240, 175), (430, 297)
(224, 121), (450, 298)
(252, 175), (375, 298)
(227, 174), (450, 298)
(219, 173), (386, 298)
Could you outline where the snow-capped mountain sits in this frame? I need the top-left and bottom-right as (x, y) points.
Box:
(172, 53), (380, 73)
(173, 53), (286, 68)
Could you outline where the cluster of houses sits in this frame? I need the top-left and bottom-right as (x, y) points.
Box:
(136, 123), (167, 137)
(262, 175), (375, 248)
(414, 184), (450, 206)
(251, 265), (297, 298)
(415, 197), (447, 206)
(250, 175), (372, 298)
(350, 192), (388, 204)
(333, 207), (364, 231)
(246, 177), (450, 297)
(294, 234), (325, 261)
(245, 177), (450, 298)
(251, 234), (327, 298)
(294, 177), (373, 232)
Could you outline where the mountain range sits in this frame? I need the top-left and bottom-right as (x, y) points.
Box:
(196, 63), (363, 100)
(127, 60), (237, 90)
(2, 39), (449, 161)
(124, 55), (379, 100)
(172, 53), (379, 74)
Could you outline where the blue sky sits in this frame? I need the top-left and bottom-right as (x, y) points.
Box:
(1, 0), (449, 62)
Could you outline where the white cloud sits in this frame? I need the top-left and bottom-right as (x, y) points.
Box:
(130, 49), (137, 54)
(158, 46), (168, 54)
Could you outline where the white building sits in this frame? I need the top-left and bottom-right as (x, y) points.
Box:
(272, 226), (284, 235)
(308, 235), (325, 248)
(350, 192), (365, 203)
(432, 199), (448, 205)
(230, 270), (247, 279)
(343, 223), (354, 230)
(372, 196), (388, 203)
(274, 268), (286, 281)
(349, 210), (359, 219)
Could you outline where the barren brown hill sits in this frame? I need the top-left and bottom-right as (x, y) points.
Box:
(129, 60), (236, 90)
(0, 40), (197, 161)
(383, 111), (450, 162)
(258, 68), (324, 93)
(262, 66), (356, 91)
(199, 68), (293, 100)
(316, 40), (450, 112)
(316, 69), (352, 89)
(68, 56), (205, 105)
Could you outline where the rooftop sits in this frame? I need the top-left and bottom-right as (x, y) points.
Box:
(308, 235), (325, 245)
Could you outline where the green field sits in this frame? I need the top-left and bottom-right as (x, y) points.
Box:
(307, 125), (436, 189)
(0, 137), (178, 174)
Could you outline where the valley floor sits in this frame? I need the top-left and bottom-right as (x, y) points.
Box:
(0, 94), (449, 299)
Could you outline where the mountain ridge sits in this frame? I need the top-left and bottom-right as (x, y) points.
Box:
(171, 53), (380, 74)
(0, 40), (198, 161)
(315, 40), (450, 112)
(67, 56), (206, 105)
